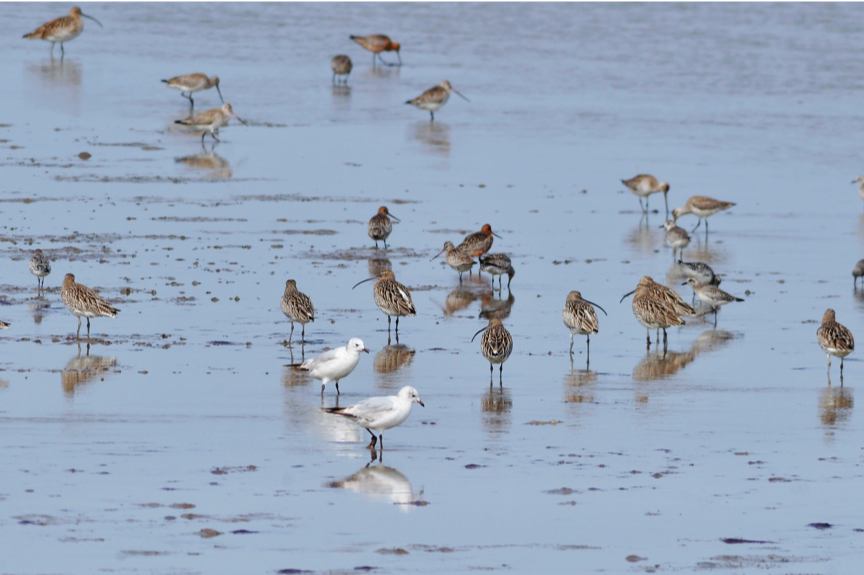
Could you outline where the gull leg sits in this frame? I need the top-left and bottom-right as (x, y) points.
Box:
(366, 429), (377, 449)
(335, 381), (340, 395)
(321, 383), (325, 396)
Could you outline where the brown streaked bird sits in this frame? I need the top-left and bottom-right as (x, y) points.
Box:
(672, 196), (736, 233)
(175, 103), (246, 144)
(472, 318), (513, 386)
(817, 309), (854, 376)
(368, 206), (399, 249)
(161, 73), (223, 108)
(29, 249), (52, 290)
(853, 259), (864, 288)
(682, 278), (743, 327)
(331, 55), (353, 84)
(23, 6), (102, 57)
(621, 174), (670, 214)
(281, 279), (314, 344)
(61, 273), (120, 341)
(562, 291), (607, 356)
(479, 253), (514, 291)
(458, 224), (501, 260)
(662, 220), (690, 260)
(620, 276), (691, 348)
(432, 241), (475, 283)
(353, 270), (416, 335)
(405, 80), (469, 122)
(350, 34), (401, 66)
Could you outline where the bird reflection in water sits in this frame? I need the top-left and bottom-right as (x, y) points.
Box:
(563, 356), (597, 405)
(368, 256), (392, 278)
(409, 121), (450, 157)
(29, 297), (51, 324)
(175, 144), (232, 179)
(481, 386), (512, 433)
(331, 84), (351, 111)
(819, 384), (853, 428)
(480, 290), (515, 321)
(27, 58), (82, 114)
(373, 344), (415, 390)
(61, 343), (116, 396)
(624, 217), (663, 257)
(325, 460), (423, 511)
(632, 328), (741, 382)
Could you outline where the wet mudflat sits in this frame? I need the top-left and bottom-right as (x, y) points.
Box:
(2, 2), (864, 574)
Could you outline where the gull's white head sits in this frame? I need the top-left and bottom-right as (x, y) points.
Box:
(347, 338), (370, 354)
(398, 386), (424, 407)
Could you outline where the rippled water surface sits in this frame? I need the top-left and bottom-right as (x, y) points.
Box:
(3, 2), (864, 574)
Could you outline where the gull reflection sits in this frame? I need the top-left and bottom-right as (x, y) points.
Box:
(326, 460), (423, 511)
(61, 344), (116, 397)
(175, 147), (232, 179)
(29, 297), (51, 324)
(373, 344), (415, 389)
(409, 121), (450, 157)
(368, 256), (392, 278)
(481, 386), (512, 434)
(479, 290), (515, 321)
(819, 384), (853, 429)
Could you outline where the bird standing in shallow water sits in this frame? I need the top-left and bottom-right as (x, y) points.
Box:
(663, 220), (690, 260)
(479, 253), (514, 290)
(853, 260), (864, 288)
(299, 338), (368, 395)
(324, 386), (424, 450)
(432, 241), (475, 283)
(620, 276), (692, 349)
(672, 196), (736, 234)
(331, 55), (353, 84)
(682, 278), (743, 327)
(281, 279), (314, 344)
(621, 174), (670, 215)
(353, 270), (416, 337)
(472, 318), (513, 385)
(61, 273), (120, 340)
(350, 34), (401, 66)
(29, 249), (51, 291)
(817, 309), (854, 377)
(562, 291), (607, 357)
(175, 103), (246, 144)
(458, 224), (500, 261)
(23, 6), (102, 57)
(406, 81), (469, 121)
(368, 206), (399, 249)
(162, 74), (223, 108)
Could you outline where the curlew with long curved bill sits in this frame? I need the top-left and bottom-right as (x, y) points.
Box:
(562, 291), (607, 356)
(23, 6), (102, 57)
(353, 270), (416, 335)
(472, 318), (513, 386)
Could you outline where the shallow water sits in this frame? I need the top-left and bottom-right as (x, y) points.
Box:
(3, 2), (864, 574)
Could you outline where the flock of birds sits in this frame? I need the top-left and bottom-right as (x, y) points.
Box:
(15, 7), (859, 451)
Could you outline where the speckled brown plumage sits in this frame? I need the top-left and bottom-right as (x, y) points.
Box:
(479, 253), (514, 290)
(331, 55), (353, 84)
(817, 309), (854, 375)
(562, 291), (600, 354)
(368, 206), (398, 249)
(458, 224), (499, 258)
(433, 241), (475, 282)
(622, 276), (691, 348)
(472, 318), (513, 385)
(354, 270), (416, 334)
(281, 279), (314, 343)
(61, 273), (120, 340)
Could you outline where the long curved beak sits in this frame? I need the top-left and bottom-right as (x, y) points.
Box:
(81, 13), (103, 28)
(215, 84), (225, 105)
(452, 88), (470, 102)
(619, 289), (636, 304)
(430, 248), (446, 262)
(471, 326), (487, 342)
(352, 276), (377, 289)
(584, 299), (607, 316)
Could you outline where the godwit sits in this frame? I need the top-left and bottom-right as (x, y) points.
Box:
(29, 249), (51, 290)
(817, 309), (854, 376)
(281, 279), (314, 344)
(620, 276), (691, 348)
(350, 34), (401, 66)
(472, 318), (513, 385)
(161, 73), (223, 108)
(353, 270), (416, 335)
(406, 81), (469, 121)
(61, 273), (120, 340)
(621, 174), (670, 215)
(479, 253), (514, 290)
(682, 278), (743, 326)
(672, 196), (736, 233)
(175, 103), (246, 143)
(331, 55), (353, 84)
(562, 291), (607, 355)
(324, 386), (424, 450)
(458, 224), (500, 260)
(853, 176), (864, 209)
(299, 337), (368, 395)
(853, 259), (864, 288)
(368, 206), (399, 249)
(432, 241), (475, 283)
(662, 220), (690, 260)
(23, 6), (102, 57)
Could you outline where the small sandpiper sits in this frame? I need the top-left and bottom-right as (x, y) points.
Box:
(175, 103), (246, 144)
(479, 253), (514, 290)
(853, 259), (864, 288)
(853, 176), (864, 209)
(682, 278), (744, 326)
(330, 55), (353, 84)
(817, 309), (854, 377)
(162, 73), (223, 108)
(29, 249), (51, 291)
(663, 220), (690, 260)
(678, 260), (721, 286)
(458, 224), (500, 260)
(350, 34), (401, 66)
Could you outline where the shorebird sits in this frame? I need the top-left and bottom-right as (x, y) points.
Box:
(817, 309), (854, 376)
(162, 74), (223, 108)
(281, 279), (314, 344)
(175, 103), (246, 143)
(331, 55), (353, 84)
(620, 276), (692, 348)
(682, 278), (744, 326)
(472, 318), (513, 385)
(672, 196), (736, 233)
(368, 206), (399, 249)
(300, 338), (369, 395)
(663, 220), (690, 260)
(0, 320), (9, 330)
(854, 260), (864, 288)
(23, 6), (102, 57)
(353, 270), (416, 335)
(324, 386), (424, 450)
(854, 177), (864, 209)
(621, 174), (670, 214)
(432, 241), (475, 283)
(458, 224), (500, 260)
(678, 260), (721, 287)
(479, 253), (515, 290)
(562, 291), (607, 355)
(406, 81), (469, 121)
(350, 34), (401, 66)
(61, 273), (120, 340)
(29, 249), (51, 290)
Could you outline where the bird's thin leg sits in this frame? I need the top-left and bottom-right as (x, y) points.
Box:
(646, 329), (651, 348)
(713, 307), (718, 328)
(210, 131), (221, 142)
(76, 317), (82, 340)
(87, 318), (91, 339)
(335, 381), (340, 395)
(489, 363), (493, 386)
(374, 240), (379, 249)
(458, 272), (463, 284)
(301, 324), (306, 343)
(288, 322), (294, 344)
(499, 364), (503, 387)
(705, 219), (710, 235)
(639, 197), (645, 213)
(430, 111), (435, 122)
(384, 239), (388, 249)
(395, 316), (400, 333)
(50, 42), (55, 56)
(664, 191), (669, 216)
(691, 219), (702, 233)
(646, 196), (650, 213)
(61, 43), (65, 56)
(200, 132), (206, 144)
(569, 333), (574, 354)
(587, 333), (590, 355)
(841, 357), (844, 374)
(366, 429), (377, 449)
(320, 383), (325, 396)
(379, 434), (384, 450)
(387, 315), (391, 333)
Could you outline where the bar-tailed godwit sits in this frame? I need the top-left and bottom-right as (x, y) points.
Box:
(281, 279), (314, 344)
(368, 206), (399, 249)
(472, 318), (513, 385)
(353, 270), (416, 335)
(620, 276), (691, 348)
(817, 309), (854, 376)
(621, 174), (670, 214)
(562, 291), (607, 355)
(350, 34), (401, 66)
(458, 224), (500, 260)
(853, 259), (864, 288)
(331, 55), (353, 84)
(479, 253), (514, 290)
(162, 73), (223, 108)
(299, 337), (368, 395)
(672, 196), (736, 233)
(23, 6), (102, 57)
(406, 81), (469, 121)
(29, 249), (51, 290)
(61, 273), (120, 340)
(324, 386), (424, 450)
(682, 278), (743, 326)
(175, 103), (246, 143)
(432, 241), (475, 283)
(663, 220), (690, 260)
